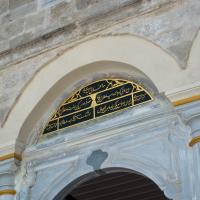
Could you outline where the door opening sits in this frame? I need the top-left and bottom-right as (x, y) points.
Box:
(54, 170), (171, 200)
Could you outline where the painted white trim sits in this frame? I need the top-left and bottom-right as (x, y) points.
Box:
(166, 82), (200, 102)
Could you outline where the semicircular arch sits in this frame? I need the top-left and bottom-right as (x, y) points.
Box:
(0, 35), (181, 153)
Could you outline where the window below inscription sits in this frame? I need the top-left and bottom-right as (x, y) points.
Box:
(42, 79), (153, 135)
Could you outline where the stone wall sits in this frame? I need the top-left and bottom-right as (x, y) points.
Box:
(0, 2), (200, 199)
(0, 0), (200, 126)
(1, 0), (200, 69)
(0, 0), (172, 54)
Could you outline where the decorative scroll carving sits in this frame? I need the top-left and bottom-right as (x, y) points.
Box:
(43, 79), (153, 135)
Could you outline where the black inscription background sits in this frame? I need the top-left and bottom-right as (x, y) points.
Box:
(59, 97), (92, 116)
(43, 80), (153, 135)
(59, 108), (94, 129)
(43, 119), (58, 134)
(80, 80), (109, 97)
(95, 95), (132, 117)
(133, 91), (151, 105)
(96, 83), (133, 104)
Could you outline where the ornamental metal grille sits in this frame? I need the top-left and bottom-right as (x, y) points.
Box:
(43, 79), (153, 135)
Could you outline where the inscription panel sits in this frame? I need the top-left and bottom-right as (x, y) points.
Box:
(133, 91), (152, 105)
(59, 108), (94, 129)
(95, 95), (132, 117)
(43, 79), (153, 135)
(96, 83), (133, 104)
(59, 97), (92, 116)
(43, 119), (58, 134)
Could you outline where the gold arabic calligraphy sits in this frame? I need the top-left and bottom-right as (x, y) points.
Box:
(43, 79), (153, 135)
(58, 98), (92, 116)
(59, 109), (92, 127)
(96, 85), (133, 103)
(96, 96), (132, 115)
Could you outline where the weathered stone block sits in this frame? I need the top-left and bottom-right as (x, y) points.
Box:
(10, 32), (34, 48)
(0, 27), (7, 41)
(25, 12), (45, 30)
(2, 2), (37, 23)
(40, 0), (58, 7)
(76, 0), (100, 10)
(0, 0), (9, 15)
(5, 19), (24, 38)
(0, 40), (9, 52)
(76, 0), (89, 10)
(50, 1), (70, 20)
(9, 0), (35, 9)
(60, 15), (73, 26)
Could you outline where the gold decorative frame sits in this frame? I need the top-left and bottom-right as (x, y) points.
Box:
(0, 153), (22, 162)
(189, 136), (200, 147)
(0, 190), (16, 196)
(42, 79), (153, 135)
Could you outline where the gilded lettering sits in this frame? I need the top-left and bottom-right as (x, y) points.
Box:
(58, 108), (93, 129)
(96, 83), (133, 104)
(58, 97), (92, 116)
(43, 79), (153, 135)
(82, 83), (107, 95)
(95, 95), (133, 117)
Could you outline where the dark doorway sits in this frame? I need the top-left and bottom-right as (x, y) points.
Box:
(54, 170), (170, 200)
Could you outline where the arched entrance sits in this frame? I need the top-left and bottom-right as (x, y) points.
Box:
(54, 169), (170, 200)
(12, 36), (192, 200)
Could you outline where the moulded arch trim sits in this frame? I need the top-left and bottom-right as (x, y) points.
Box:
(0, 35), (182, 150)
(42, 78), (154, 136)
(18, 61), (161, 148)
(44, 166), (176, 200)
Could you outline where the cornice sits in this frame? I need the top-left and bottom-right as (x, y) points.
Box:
(165, 82), (200, 106)
(166, 82), (200, 106)
(172, 94), (200, 107)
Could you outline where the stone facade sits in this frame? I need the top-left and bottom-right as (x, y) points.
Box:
(0, 0), (200, 199)
(0, 0), (200, 127)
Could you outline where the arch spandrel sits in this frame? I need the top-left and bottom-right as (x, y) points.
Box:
(16, 60), (164, 148)
(0, 35), (180, 152)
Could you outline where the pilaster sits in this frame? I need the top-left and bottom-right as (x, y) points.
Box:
(0, 158), (17, 200)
